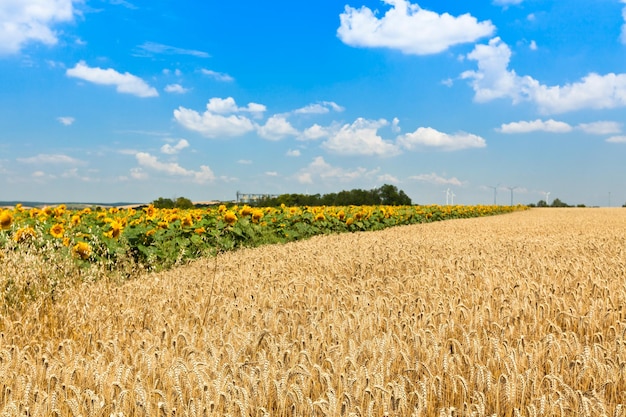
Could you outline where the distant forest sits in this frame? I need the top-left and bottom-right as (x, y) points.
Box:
(253, 184), (412, 207)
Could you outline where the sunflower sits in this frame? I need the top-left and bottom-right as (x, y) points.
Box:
(314, 212), (326, 222)
(71, 214), (81, 226)
(72, 242), (91, 260)
(251, 210), (264, 223)
(104, 220), (124, 238)
(239, 205), (253, 217)
(181, 215), (193, 227)
(0, 210), (13, 230)
(224, 211), (237, 225)
(13, 227), (36, 242)
(49, 223), (65, 239)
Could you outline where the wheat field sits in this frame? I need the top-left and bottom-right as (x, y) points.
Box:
(1, 208), (625, 416)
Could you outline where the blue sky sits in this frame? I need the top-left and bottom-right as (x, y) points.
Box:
(1, 0), (625, 205)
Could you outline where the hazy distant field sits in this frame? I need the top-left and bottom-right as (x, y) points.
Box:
(1, 208), (625, 416)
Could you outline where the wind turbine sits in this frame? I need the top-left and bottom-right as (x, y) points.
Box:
(544, 191), (551, 206)
(507, 186), (518, 206)
(487, 184), (500, 205)
(450, 190), (456, 205)
(443, 188), (451, 205)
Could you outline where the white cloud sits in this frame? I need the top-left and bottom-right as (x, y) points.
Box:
(299, 124), (333, 141)
(256, 116), (299, 141)
(377, 174), (399, 184)
(200, 69), (234, 82)
(529, 40), (537, 51)
(391, 117), (401, 133)
(194, 166), (216, 184)
(498, 119), (573, 134)
(160, 139), (190, 155)
(66, 61), (158, 98)
(237, 159), (252, 164)
(461, 37), (531, 104)
(410, 172), (463, 186)
(398, 127), (486, 151)
(164, 84), (189, 94)
(462, 37), (626, 114)
(265, 171), (279, 177)
(322, 118), (400, 156)
(174, 98), (260, 138)
(0, 0), (76, 55)
(136, 42), (209, 58)
(606, 135), (626, 143)
(135, 152), (215, 184)
(205, 97), (266, 116)
(17, 153), (83, 164)
(337, 0), (494, 55)
(577, 121), (622, 135)
(130, 167), (147, 180)
(286, 149), (301, 157)
(57, 116), (75, 126)
(296, 156), (380, 184)
(294, 101), (344, 114)
(532, 73), (626, 114)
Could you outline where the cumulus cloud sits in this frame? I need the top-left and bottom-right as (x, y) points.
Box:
(135, 152), (215, 183)
(66, 61), (158, 98)
(299, 124), (333, 141)
(397, 127), (486, 151)
(257, 116), (299, 141)
(160, 139), (189, 155)
(462, 37), (626, 114)
(57, 116), (75, 126)
(164, 84), (189, 94)
(322, 118), (400, 156)
(200, 69), (234, 82)
(174, 97), (262, 138)
(296, 156), (380, 184)
(499, 119), (622, 135)
(286, 149), (301, 157)
(577, 121), (622, 135)
(337, 0), (494, 55)
(205, 97), (266, 116)
(498, 119), (573, 133)
(294, 101), (344, 114)
(410, 172), (463, 186)
(0, 0), (76, 55)
(17, 153), (83, 165)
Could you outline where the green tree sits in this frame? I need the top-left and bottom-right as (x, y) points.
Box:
(152, 197), (175, 209)
(175, 197), (194, 209)
(550, 198), (568, 207)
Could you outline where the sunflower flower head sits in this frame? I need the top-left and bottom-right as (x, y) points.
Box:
(50, 223), (65, 239)
(224, 211), (238, 225)
(73, 241), (91, 260)
(0, 210), (13, 230)
(13, 226), (36, 243)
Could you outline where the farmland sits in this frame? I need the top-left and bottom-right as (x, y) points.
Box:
(1, 207), (625, 416)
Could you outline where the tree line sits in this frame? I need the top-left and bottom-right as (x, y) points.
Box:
(254, 184), (412, 207)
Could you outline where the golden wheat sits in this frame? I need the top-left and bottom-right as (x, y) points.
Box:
(0, 208), (625, 416)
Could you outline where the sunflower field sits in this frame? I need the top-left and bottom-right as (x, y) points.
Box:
(0, 203), (526, 273)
